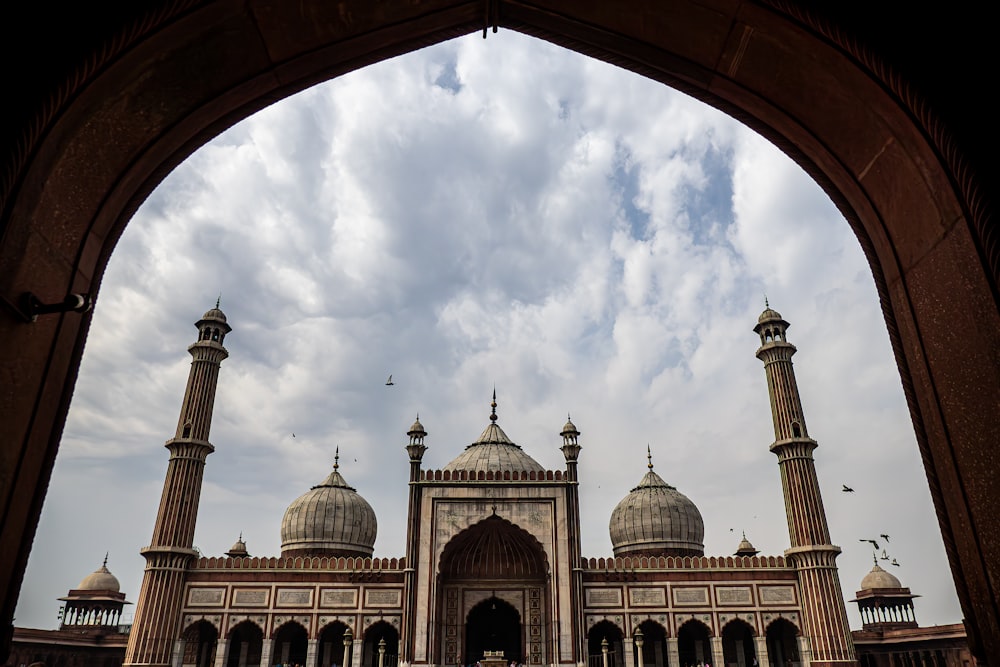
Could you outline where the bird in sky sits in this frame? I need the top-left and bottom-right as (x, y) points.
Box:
(292, 433), (296, 438)
(880, 533), (890, 542)
(859, 538), (880, 550)
(880, 549), (890, 561)
(891, 558), (900, 566)
(386, 375), (394, 386)
(842, 484), (855, 492)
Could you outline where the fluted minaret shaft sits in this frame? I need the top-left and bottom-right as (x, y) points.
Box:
(402, 416), (427, 665)
(560, 417), (584, 662)
(754, 307), (855, 666)
(125, 307), (231, 667)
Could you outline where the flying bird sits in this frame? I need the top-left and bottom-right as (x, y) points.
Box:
(880, 533), (890, 542)
(891, 558), (900, 566)
(842, 484), (855, 492)
(880, 549), (889, 561)
(292, 433), (296, 438)
(859, 538), (880, 550)
(386, 375), (394, 386)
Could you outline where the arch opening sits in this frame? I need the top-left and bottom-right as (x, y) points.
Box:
(182, 620), (218, 667)
(226, 621), (264, 667)
(465, 597), (521, 665)
(0, 1), (996, 661)
(676, 620), (711, 667)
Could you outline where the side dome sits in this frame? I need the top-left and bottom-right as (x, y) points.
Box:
(860, 563), (903, 590)
(280, 452), (377, 558)
(609, 450), (704, 557)
(443, 394), (545, 474)
(78, 556), (120, 592)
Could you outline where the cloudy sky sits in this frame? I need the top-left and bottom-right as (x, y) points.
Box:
(16, 31), (961, 632)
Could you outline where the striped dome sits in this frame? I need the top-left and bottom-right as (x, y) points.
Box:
(609, 459), (704, 557)
(443, 395), (544, 474)
(280, 458), (376, 558)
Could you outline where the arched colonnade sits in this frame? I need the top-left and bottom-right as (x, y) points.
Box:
(586, 617), (801, 667)
(177, 618), (399, 667)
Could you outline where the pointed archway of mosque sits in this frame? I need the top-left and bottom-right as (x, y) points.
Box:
(0, 1), (996, 662)
(465, 597), (522, 665)
(438, 515), (548, 666)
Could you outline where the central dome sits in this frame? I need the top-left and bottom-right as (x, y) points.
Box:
(280, 452), (377, 558)
(443, 394), (544, 474)
(609, 450), (704, 557)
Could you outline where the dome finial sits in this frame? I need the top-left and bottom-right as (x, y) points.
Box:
(216, 294), (221, 309)
(490, 387), (498, 423)
(647, 444), (653, 470)
(764, 294), (769, 308)
(334, 446), (340, 471)
(103, 552), (108, 568)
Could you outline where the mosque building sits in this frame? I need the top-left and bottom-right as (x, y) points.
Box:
(116, 304), (858, 667)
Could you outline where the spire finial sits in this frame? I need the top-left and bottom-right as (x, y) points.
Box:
(103, 552), (108, 568)
(764, 294), (769, 308)
(647, 445), (653, 470)
(216, 294), (221, 309)
(334, 446), (340, 471)
(239, 531), (243, 541)
(490, 388), (498, 423)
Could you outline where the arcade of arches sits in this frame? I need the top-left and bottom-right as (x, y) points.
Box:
(0, 0), (995, 664)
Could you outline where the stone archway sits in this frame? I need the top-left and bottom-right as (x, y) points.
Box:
(466, 597), (521, 665)
(676, 620), (711, 667)
(273, 621), (309, 667)
(226, 621), (264, 667)
(182, 620), (219, 667)
(764, 620), (799, 667)
(437, 515), (549, 666)
(0, 2), (996, 661)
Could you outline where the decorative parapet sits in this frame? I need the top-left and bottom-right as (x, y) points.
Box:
(193, 556), (405, 570)
(580, 555), (788, 570)
(419, 469), (566, 482)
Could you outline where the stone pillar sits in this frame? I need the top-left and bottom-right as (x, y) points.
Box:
(261, 638), (274, 667)
(710, 637), (723, 667)
(352, 639), (363, 667)
(214, 639), (230, 667)
(666, 639), (679, 667)
(625, 639), (636, 667)
(173, 639), (185, 667)
(307, 639), (319, 667)
(754, 637), (769, 667)
(796, 637), (811, 667)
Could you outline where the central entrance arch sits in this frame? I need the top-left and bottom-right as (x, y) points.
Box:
(466, 597), (521, 665)
(438, 515), (549, 665)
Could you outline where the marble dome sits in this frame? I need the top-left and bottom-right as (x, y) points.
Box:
(443, 396), (545, 474)
(280, 454), (377, 558)
(609, 453), (704, 557)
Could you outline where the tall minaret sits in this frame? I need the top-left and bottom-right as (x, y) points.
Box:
(401, 414), (427, 666)
(124, 304), (231, 667)
(560, 416), (585, 663)
(754, 305), (855, 666)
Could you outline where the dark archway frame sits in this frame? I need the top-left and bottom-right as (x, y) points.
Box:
(0, 0), (995, 660)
